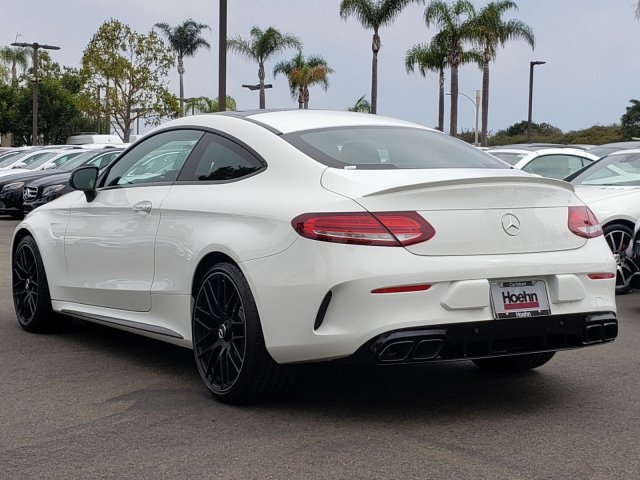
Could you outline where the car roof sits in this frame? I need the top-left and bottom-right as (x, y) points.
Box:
(494, 143), (584, 151)
(607, 148), (640, 155)
(161, 109), (434, 135)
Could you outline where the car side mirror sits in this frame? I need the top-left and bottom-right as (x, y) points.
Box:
(70, 166), (99, 202)
(13, 162), (26, 168)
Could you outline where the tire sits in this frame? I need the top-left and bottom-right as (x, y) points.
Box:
(9, 212), (24, 220)
(12, 235), (68, 333)
(603, 223), (638, 295)
(192, 262), (294, 404)
(472, 352), (556, 373)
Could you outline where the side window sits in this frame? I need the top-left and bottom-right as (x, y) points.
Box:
(522, 155), (581, 179)
(179, 133), (264, 182)
(103, 130), (204, 187)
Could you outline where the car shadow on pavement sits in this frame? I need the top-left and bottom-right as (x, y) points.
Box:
(46, 318), (581, 422)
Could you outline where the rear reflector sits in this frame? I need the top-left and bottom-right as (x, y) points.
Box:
(371, 284), (431, 294)
(588, 273), (615, 280)
(568, 206), (603, 239)
(291, 211), (435, 246)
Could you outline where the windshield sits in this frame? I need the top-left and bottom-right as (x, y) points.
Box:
(59, 150), (123, 172)
(48, 151), (83, 169)
(487, 151), (527, 165)
(23, 152), (60, 170)
(282, 127), (508, 170)
(0, 151), (30, 168)
(571, 152), (640, 186)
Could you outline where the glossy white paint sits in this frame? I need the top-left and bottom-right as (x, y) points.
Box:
(63, 186), (172, 311)
(574, 185), (640, 227)
(14, 111), (617, 364)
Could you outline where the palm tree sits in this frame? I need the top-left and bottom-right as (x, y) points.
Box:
(154, 19), (211, 116)
(349, 95), (371, 113)
(227, 26), (301, 109)
(185, 95), (237, 114)
(636, 1), (640, 18)
(405, 36), (449, 132)
(470, 1), (534, 146)
(0, 46), (30, 86)
(424, 0), (479, 137)
(340, 0), (417, 114)
(274, 52), (333, 109)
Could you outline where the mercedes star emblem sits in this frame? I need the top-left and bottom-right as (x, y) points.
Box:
(501, 213), (521, 236)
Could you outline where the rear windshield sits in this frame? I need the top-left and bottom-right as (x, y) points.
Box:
(282, 127), (508, 170)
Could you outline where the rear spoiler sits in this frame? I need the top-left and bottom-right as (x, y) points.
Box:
(363, 175), (574, 198)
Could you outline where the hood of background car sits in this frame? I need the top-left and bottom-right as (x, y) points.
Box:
(25, 172), (71, 188)
(0, 170), (60, 185)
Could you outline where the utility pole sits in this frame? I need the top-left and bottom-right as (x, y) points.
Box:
(527, 61), (546, 143)
(10, 41), (61, 145)
(218, 0), (227, 112)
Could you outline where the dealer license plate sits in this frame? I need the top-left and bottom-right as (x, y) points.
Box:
(490, 280), (550, 319)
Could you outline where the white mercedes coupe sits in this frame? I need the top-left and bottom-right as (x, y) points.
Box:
(11, 110), (618, 403)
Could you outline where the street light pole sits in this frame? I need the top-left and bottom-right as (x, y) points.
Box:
(527, 61), (546, 143)
(474, 89), (481, 147)
(446, 90), (481, 146)
(11, 42), (60, 145)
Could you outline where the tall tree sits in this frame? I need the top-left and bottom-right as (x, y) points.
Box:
(273, 51), (333, 109)
(227, 26), (301, 109)
(0, 46), (30, 86)
(154, 19), (211, 116)
(636, 1), (640, 18)
(405, 35), (449, 131)
(470, 1), (534, 146)
(340, 0), (417, 114)
(621, 99), (640, 140)
(80, 19), (179, 142)
(185, 95), (237, 114)
(424, 0), (478, 137)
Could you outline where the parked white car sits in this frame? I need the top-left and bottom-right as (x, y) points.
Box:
(488, 148), (598, 179)
(0, 150), (82, 178)
(12, 110), (617, 403)
(569, 149), (640, 293)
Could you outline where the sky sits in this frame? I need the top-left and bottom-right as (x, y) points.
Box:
(1, 0), (639, 135)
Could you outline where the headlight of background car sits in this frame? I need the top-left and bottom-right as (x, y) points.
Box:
(42, 184), (66, 197)
(1, 182), (24, 193)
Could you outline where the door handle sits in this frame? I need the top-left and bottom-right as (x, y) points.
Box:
(132, 201), (152, 215)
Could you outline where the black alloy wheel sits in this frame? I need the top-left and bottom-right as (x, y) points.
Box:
(192, 262), (293, 403)
(12, 236), (65, 332)
(193, 268), (247, 394)
(603, 223), (638, 295)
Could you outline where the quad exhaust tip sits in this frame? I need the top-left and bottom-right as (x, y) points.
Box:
(376, 337), (444, 363)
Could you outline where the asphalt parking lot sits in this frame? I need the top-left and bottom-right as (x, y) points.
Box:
(0, 217), (639, 480)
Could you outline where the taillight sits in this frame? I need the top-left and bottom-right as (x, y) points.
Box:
(291, 211), (435, 246)
(568, 206), (602, 239)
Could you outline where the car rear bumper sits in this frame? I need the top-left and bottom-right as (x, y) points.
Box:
(357, 311), (617, 364)
(243, 237), (616, 364)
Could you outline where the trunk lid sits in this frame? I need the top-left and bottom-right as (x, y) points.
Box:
(321, 168), (586, 256)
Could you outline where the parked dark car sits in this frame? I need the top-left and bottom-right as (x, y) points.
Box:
(22, 148), (123, 214)
(0, 150), (87, 218)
